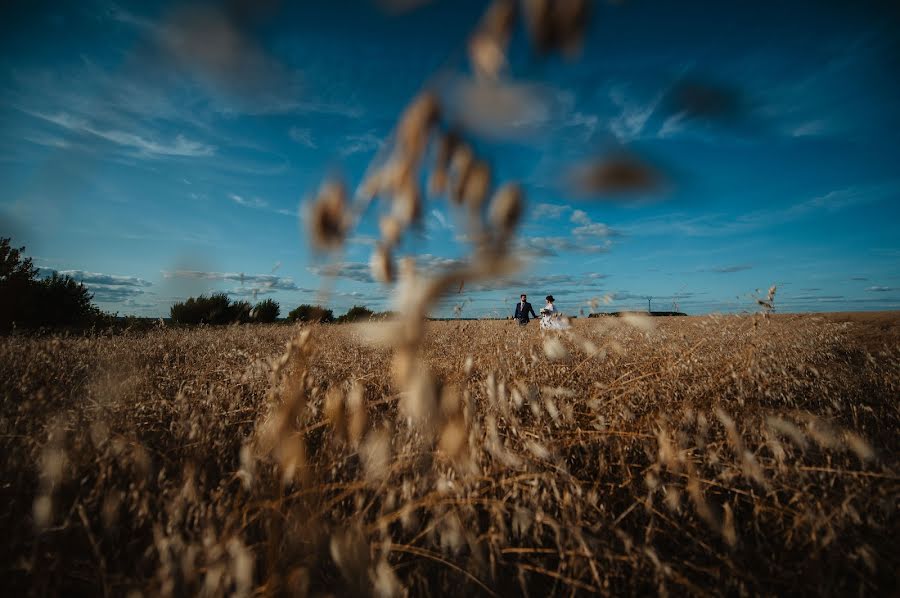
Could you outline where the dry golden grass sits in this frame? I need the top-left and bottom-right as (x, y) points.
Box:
(2, 313), (898, 595)
(3, 5), (898, 596)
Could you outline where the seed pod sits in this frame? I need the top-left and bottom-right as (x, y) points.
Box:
(469, 0), (517, 78)
(393, 178), (422, 225)
(448, 144), (475, 204)
(469, 34), (506, 80)
(370, 244), (395, 284)
(359, 169), (385, 201)
(397, 92), (441, 158)
(428, 166), (448, 196)
(479, 0), (517, 40)
(346, 382), (368, 447)
(309, 180), (349, 249)
(324, 386), (346, 440)
(400, 363), (438, 432)
(436, 131), (462, 168)
(379, 215), (402, 246)
(489, 183), (523, 237)
(461, 159), (492, 208)
(439, 418), (468, 460)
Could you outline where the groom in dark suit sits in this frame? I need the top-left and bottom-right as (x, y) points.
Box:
(514, 293), (537, 325)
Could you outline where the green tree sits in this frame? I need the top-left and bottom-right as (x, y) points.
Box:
(229, 299), (252, 324)
(252, 298), (280, 323)
(287, 304), (334, 323)
(170, 292), (247, 325)
(35, 272), (100, 327)
(1, 237), (39, 283)
(0, 238), (38, 329)
(336, 305), (373, 323)
(1, 238), (105, 331)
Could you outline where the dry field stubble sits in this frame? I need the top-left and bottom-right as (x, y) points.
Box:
(1, 313), (898, 595)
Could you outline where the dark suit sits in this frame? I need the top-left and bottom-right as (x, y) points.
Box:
(514, 301), (537, 324)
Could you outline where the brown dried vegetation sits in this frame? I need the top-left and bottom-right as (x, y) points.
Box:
(1, 314), (898, 595)
(3, 2), (899, 596)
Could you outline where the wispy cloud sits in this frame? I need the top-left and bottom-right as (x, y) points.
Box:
(707, 264), (753, 273)
(572, 223), (613, 237)
(228, 193), (268, 209)
(341, 132), (384, 156)
(25, 110), (216, 157)
(57, 270), (152, 287)
(569, 209), (615, 238)
(307, 262), (373, 283)
(495, 272), (607, 291)
(866, 285), (893, 292)
(532, 203), (571, 220)
(288, 127), (317, 148)
(413, 254), (466, 270)
(658, 112), (687, 139)
(625, 183), (899, 237)
(570, 209), (591, 226)
(430, 209), (452, 231)
(162, 270), (302, 293)
(108, 4), (303, 116)
(521, 236), (612, 257)
(789, 120), (829, 138)
(40, 268), (153, 304)
(308, 254), (465, 285)
(608, 85), (664, 142)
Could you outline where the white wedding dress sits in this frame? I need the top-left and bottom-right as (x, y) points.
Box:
(540, 302), (570, 331)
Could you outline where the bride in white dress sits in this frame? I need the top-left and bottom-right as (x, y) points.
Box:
(540, 295), (570, 331)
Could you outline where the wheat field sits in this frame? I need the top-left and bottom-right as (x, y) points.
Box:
(2, 313), (898, 596)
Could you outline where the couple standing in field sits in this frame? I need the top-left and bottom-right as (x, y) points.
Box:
(514, 293), (570, 331)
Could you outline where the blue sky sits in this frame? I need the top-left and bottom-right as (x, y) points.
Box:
(1, 0), (899, 317)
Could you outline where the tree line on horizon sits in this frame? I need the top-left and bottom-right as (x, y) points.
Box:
(168, 295), (384, 325)
(1, 237), (112, 332)
(1, 236), (394, 331)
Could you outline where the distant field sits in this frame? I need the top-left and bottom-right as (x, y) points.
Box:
(2, 313), (898, 595)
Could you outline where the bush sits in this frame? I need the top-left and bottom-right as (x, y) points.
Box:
(170, 293), (251, 325)
(287, 304), (334, 323)
(0, 237), (106, 331)
(231, 300), (252, 324)
(252, 299), (280, 323)
(34, 272), (102, 327)
(336, 305), (374, 323)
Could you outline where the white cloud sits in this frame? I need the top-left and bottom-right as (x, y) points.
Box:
(431, 209), (452, 230)
(624, 182), (900, 237)
(707, 264), (753, 273)
(658, 112), (687, 139)
(608, 86), (664, 142)
(572, 223), (612, 237)
(789, 120), (828, 138)
(307, 262), (373, 283)
(566, 112), (600, 141)
(532, 203), (571, 220)
(289, 127), (317, 148)
(162, 270), (302, 292)
(228, 193), (268, 209)
(40, 268), (153, 304)
(26, 110), (216, 157)
(57, 270), (152, 287)
(341, 132), (383, 156)
(569, 209), (613, 238)
(521, 236), (611, 257)
(570, 209), (591, 225)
